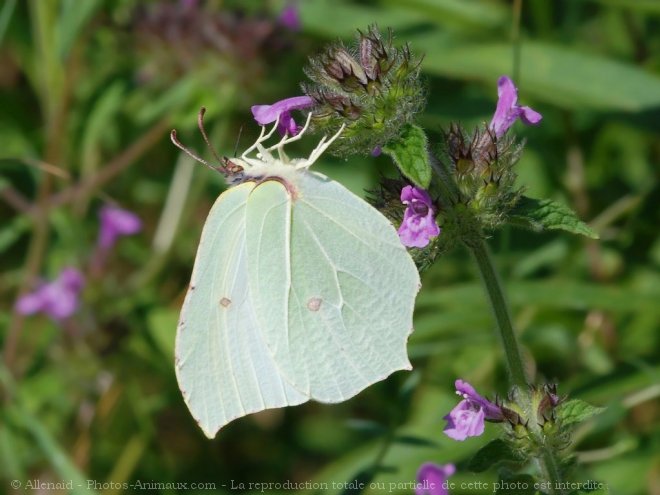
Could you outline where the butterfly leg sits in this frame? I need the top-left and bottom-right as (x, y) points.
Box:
(298, 124), (345, 169)
(243, 117), (281, 158)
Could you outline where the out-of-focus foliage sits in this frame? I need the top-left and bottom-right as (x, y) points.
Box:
(0, 1), (658, 494)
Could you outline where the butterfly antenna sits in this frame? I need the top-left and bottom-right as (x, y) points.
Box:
(197, 107), (224, 165)
(170, 129), (219, 173)
(233, 125), (243, 157)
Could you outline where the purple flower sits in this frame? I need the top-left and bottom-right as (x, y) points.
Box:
(16, 267), (85, 320)
(278, 4), (300, 31)
(98, 205), (142, 250)
(397, 186), (440, 248)
(180, 0), (198, 10)
(489, 76), (542, 138)
(443, 379), (504, 441)
(251, 95), (314, 136)
(416, 463), (455, 495)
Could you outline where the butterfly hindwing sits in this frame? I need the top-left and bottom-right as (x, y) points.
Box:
(247, 172), (420, 403)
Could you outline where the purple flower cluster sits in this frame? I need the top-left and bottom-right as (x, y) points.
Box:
(489, 76), (542, 138)
(16, 205), (142, 322)
(398, 186), (440, 248)
(16, 268), (85, 320)
(443, 380), (503, 441)
(251, 95), (314, 136)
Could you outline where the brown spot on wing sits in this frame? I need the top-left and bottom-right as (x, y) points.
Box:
(307, 297), (322, 312)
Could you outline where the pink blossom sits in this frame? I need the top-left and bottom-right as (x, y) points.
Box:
(98, 205), (142, 250)
(416, 463), (455, 495)
(16, 268), (85, 320)
(443, 379), (503, 441)
(251, 95), (314, 136)
(489, 76), (542, 138)
(278, 4), (300, 31)
(397, 186), (440, 248)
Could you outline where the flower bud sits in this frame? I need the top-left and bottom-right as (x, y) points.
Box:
(438, 124), (523, 232)
(303, 25), (425, 156)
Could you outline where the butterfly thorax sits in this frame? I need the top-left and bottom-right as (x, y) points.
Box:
(232, 157), (308, 199)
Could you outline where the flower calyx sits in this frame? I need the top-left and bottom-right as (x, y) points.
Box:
(303, 25), (425, 156)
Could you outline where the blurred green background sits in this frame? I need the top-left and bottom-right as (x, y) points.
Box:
(0, 1), (658, 494)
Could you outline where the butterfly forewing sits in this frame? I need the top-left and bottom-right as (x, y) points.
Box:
(176, 182), (307, 438)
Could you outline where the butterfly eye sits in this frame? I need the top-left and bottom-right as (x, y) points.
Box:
(222, 157), (244, 175)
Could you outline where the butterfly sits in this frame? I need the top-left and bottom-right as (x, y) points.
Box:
(171, 109), (420, 438)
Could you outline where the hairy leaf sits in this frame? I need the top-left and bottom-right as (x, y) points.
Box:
(468, 439), (521, 473)
(383, 124), (432, 189)
(509, 196), (598, 239)
(557, 399), (605, 427)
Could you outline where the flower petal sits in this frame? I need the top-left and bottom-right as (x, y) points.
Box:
(59, 267), (85, 291)
(98, 206), (142, 250)
(15, 267), (85, 321)
(15, 291), (46, 315)
(416, 462), (456, 495)
(401, 185), (433, 206)
(443, 401), (486, 441)
(519, 105), (542, 125)
(455, 379), (503, 420)
(398, 186), (440, 248)
(279, 4), (301, 31)
(489, 75), (542, 138)
(250, 95), (314, 125)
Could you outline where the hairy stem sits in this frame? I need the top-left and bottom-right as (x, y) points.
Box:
(468, 239), (565, 489)
(466, 238), (528, 388)
(540, 444), (564, 495)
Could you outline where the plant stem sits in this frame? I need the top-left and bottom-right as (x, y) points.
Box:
(468, 239), (566, 490)
(466, 238), (528, 388)
(512, 0), (523, 83)
(541, 444), (564, 495)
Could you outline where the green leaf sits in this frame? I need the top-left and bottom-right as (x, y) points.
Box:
(0, 0), (17, 46)
(557, 399), (605, 427)
(392, 435), (438, 448)
(417, 280), (660, 315)
(382, 124), (432, 189)
(80, 81), (125, 177)
(508, 196), (599, 239)
(57, 0), (102, 59)
(580, 0), (660, 14)
(7, 404), (96, 495)
(300, 0), (427, 37)
(379, 0), (507, 30)
(415, 39), (660, 112)
(146, 308), (177, 361)
(0, 214), (31, 255)
(345, 419), (388, 437)
(468, 439), (521, 473)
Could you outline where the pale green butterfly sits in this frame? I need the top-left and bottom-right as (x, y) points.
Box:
(171, 109), (420, 438)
